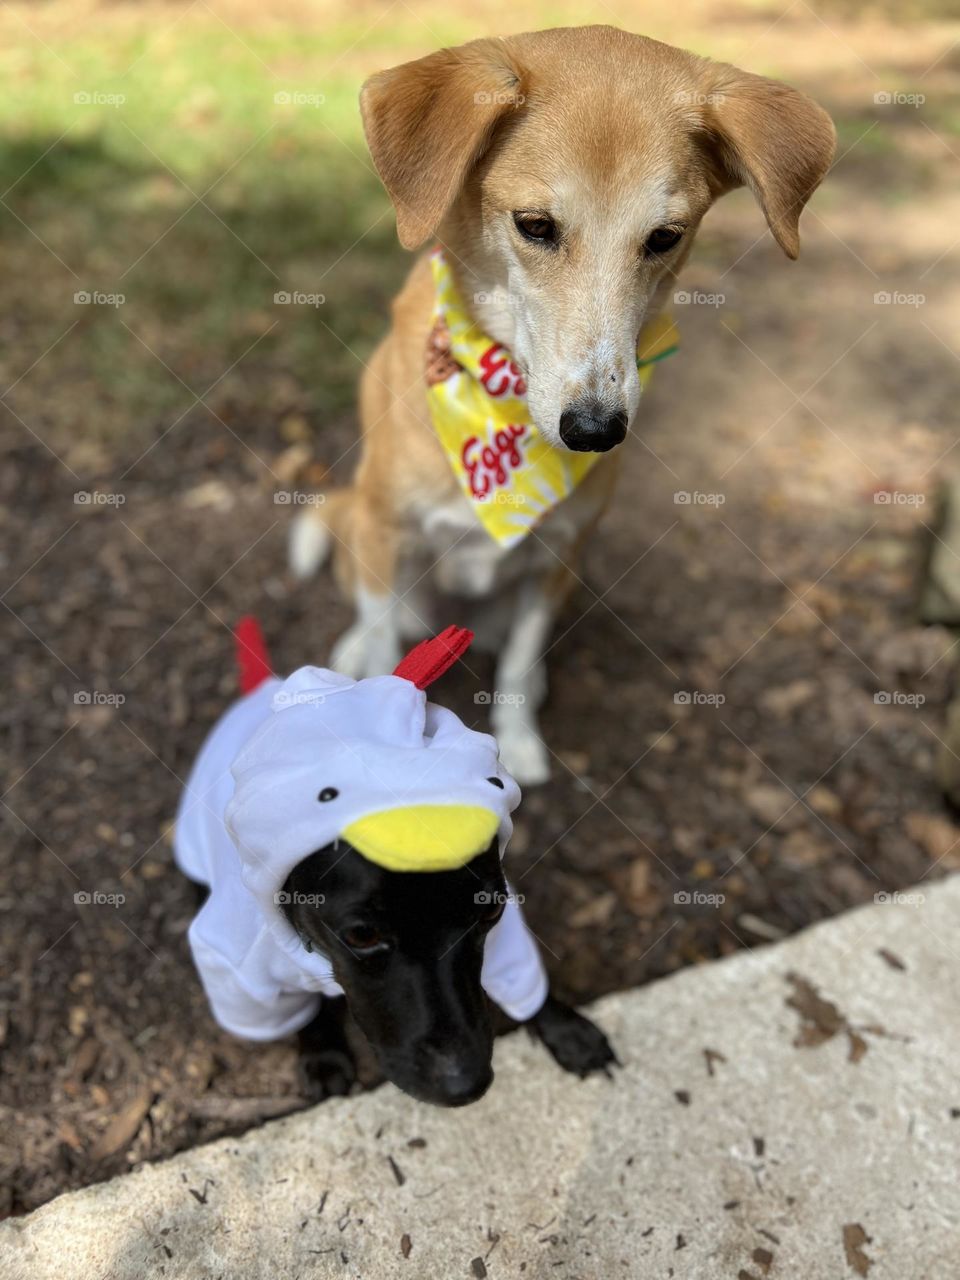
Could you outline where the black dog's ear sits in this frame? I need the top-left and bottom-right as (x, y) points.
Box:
(360, 38), (527, 249)
(697, 63), (836, 259)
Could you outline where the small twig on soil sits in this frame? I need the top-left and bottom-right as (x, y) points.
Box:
(186, 1094), (303, 1124)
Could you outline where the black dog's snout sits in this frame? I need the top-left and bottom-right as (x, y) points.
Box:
(558, 403), (628, 453)
(430, 1060), (493, 1107)
(420, 1050), (493, 1107)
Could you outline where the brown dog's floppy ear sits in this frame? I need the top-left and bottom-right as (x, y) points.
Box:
(361, 39), (526, 250)
(699, 65), (836, 259)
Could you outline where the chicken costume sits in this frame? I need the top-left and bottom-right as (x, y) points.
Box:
(174, 622), (548, 1040)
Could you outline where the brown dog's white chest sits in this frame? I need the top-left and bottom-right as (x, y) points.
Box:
(416, 489), (576, 599)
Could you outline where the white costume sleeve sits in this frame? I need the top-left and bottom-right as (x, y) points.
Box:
(480, 886), (548, 1022)
(188, 895), (320, 1042)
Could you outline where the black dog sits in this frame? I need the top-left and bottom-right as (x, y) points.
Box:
(281, 838), (617, 1106)
(177, 621), (617, 1110)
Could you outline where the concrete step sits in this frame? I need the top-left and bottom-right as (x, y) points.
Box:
(4, 878), (960, 1280)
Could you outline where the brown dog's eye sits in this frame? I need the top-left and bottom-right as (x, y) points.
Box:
(342, 924), (384, 953)
(645, 226), (684, 255)
(513, 212), (557, 244)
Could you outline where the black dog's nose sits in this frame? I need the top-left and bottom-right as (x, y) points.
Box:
(427, 1056), (493, 1107)
(558, 403), (628, 453)
(437, 1068), (492, 1107)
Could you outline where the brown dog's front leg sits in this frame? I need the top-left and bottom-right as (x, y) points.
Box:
(490, 578), (556, 785)
(329, 494), (403, 678)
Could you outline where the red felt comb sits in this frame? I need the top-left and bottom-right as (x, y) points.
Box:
(392, 625), (473, 690)
(235, 616), (273, 694)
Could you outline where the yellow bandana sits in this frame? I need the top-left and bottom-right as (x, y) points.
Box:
(424, 250), (678, 548)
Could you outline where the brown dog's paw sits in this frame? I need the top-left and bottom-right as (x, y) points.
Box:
(527, 996), (619, 1079)
(298, 1047), (357, 1103)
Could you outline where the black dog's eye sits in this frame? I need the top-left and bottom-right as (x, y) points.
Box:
(644, 226), (684, 256)
(487, 776), (505, 789)
(480, 899), (506, 927)
(317, 787), (339, 802)
(341, 924), (385, 953)
(513, 212), (557, 245)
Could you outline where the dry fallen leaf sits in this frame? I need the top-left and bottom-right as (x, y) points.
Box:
(745, 784), (803, 832)
(806, 785), (843, 819)
(181, 479), (234, 512)
(272, 443), (312, 488)
(568, 892), (617, 929)
(68, 1005), (90, 1038)
(904, 812), (960, 865)
(759, 680), (817, 717)
(89, 1082), (154, 1162)
(612, 858), (662, 919)
(280, 412), (312, 443)
(842, 1223), (873, 1276)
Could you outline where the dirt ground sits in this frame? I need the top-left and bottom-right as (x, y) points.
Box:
(2, 0), (959, 1218)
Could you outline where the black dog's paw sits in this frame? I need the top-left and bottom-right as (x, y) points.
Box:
(527, 995), (619, 1080)
(298, 1047), (357, 1103)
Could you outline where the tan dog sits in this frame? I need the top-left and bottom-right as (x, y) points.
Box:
(291, 25), (835, 784)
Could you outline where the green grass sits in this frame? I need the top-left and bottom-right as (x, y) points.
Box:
(0, 12), (422, 453)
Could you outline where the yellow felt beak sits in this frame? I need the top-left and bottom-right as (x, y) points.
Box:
(342, 805), (500, 872)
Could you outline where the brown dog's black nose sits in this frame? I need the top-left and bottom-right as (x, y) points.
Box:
(558, 404), (628, 452)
